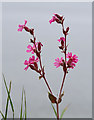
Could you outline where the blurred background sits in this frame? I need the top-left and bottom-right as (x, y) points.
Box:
(2, 2), (92, 118)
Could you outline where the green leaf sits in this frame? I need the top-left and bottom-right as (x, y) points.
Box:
(60, 104), (70, 119)
(20, 88), (24, 120)
(51, 103), (57, 118)
(24, 89), (27, 120)
(5, 81), (11, 119)
(0, 110), (5, 120)
(2, 74), (14, 118)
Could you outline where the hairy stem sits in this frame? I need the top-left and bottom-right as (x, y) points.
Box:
(39, 56), (53, 94)
(58, 23), (67, 100)
(65, 34), (67, 62)
(32, 34), (53, 94)
(56, 103), (59, 120)
(56, 23), (67, 120)
(58, 72), (66, 101)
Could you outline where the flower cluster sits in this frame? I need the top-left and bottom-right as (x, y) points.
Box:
(18, 14), (78, 73)
(49, 13), (78, 71)
(54, 53), (78, 70)
(18, 20), (43, 72)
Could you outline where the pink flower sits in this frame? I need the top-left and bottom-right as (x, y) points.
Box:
(66, 52), (78, 69)
(18, 20), (27, 31)
(49, 13), (63, 24)
(24, 57), (33, 71)
(54, 57), (64, 68)
(58, 37), (65, 42)
(26, 43), (38, 54)
(49, 16), (57, 24)
(24, 56), (39, 71)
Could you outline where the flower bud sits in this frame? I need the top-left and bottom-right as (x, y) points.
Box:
(30, 29), (34, 35)
(30, 39), (34, 43)
(24, 26), (30, 32)
(29, 65), (35, 70)
(54, 13), (63, 20)
(36, 51), (40, 58)
(55, 19), (62, 24)
(63, 27), (69, 35)
(66, 27), (69, 33)
(63, 62), (67, 73)
(34, 62), (38, 69)
(61, 40), (64, 47)
(38, 42), (43, 51)
(58, 91), (64, 103)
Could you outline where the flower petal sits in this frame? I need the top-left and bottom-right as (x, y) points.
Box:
(24, 20), (27, 25)
(27, 45), (32, 49)
(18, 27), (23, 31)
(24, 66), (29, 71)
(26, 50), (32, 53)
(24, 60), (29, 65)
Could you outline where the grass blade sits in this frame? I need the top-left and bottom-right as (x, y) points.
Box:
(51, 103), (57, 117)
(0, 110), (5, 120)
(2, 74), (14, 115)
(5, 81), (11, 119)
(20, 88), (24, 120)
(60, 104), (70, 119)
(24, 89), (27, 120)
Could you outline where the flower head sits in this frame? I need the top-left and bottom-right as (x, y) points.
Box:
(54, 57), (64, 68)
(24, 56), (39, 71)
(24, 57), (33, 71)
(18, 20), (27, 32)
(66, 52), (78, 69)
(26, 43), (38, 54)
(49, 16), (57, 24)
(58, 37), (65, 42)
(49, 13), (63, 24)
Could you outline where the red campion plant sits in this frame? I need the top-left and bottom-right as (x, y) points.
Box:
(18, 13), (78, 119)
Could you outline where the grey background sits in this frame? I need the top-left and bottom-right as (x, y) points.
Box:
(2, 2), (92, 118)
(92, 1), (94, 119)
(0, 2), (2, 120)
